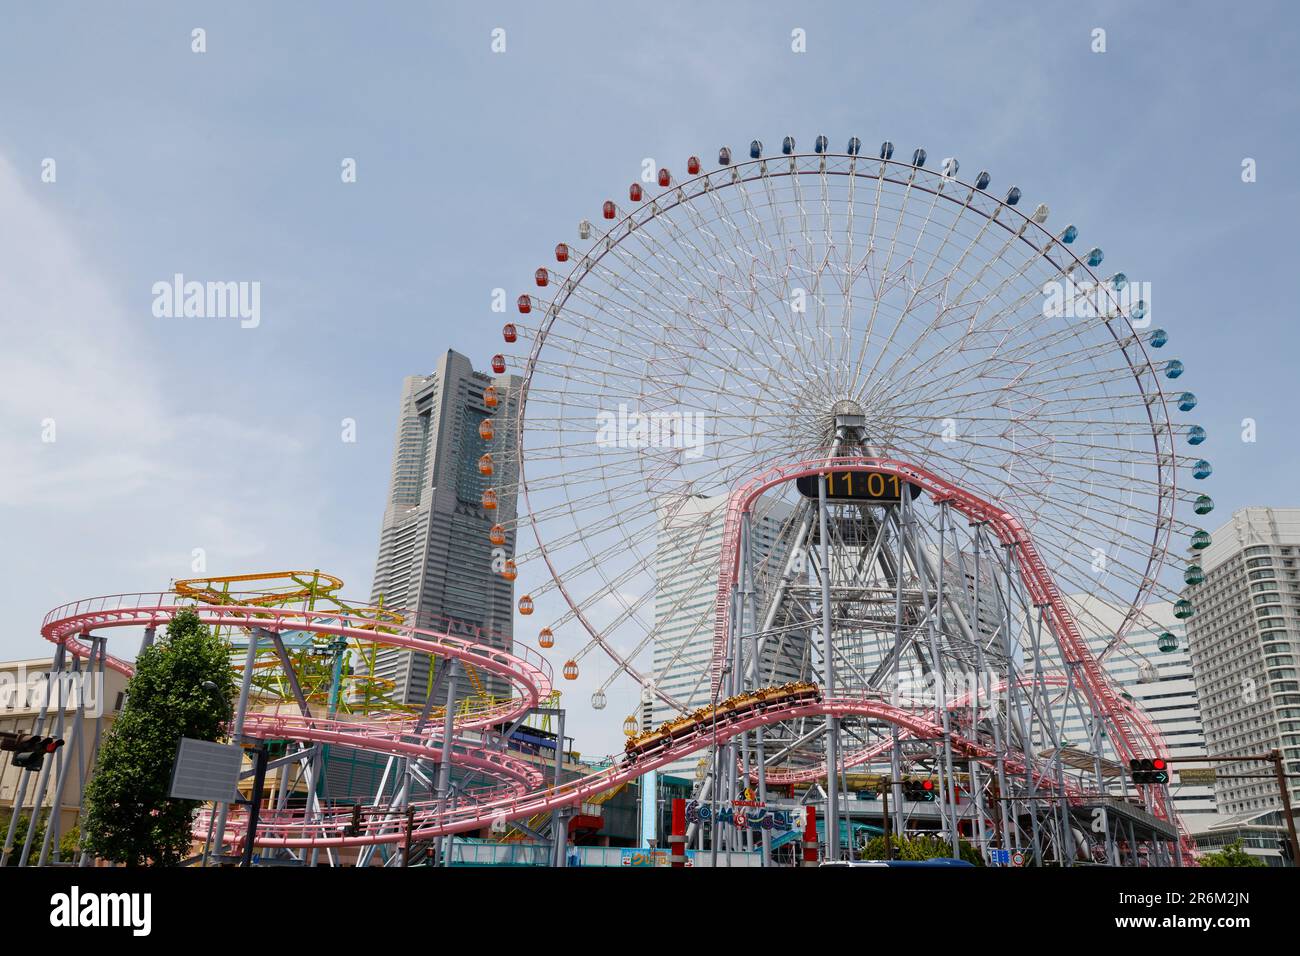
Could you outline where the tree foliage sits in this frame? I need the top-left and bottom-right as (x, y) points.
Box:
(80, 609), (235, 866)
(1198, 839), (1266, 868)
(860, 832), (984, 865)
(1, 811), (85, 865)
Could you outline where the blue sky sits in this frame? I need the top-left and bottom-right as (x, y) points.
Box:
(1, 1), (1297, 754)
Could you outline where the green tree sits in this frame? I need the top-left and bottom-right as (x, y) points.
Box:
(59, 824), (82, 860)
(0, 810), (78, 865)
(860, 832), (984, 865)
(80, 609), (235, 866)
(0, 809), (39, 866)
(1198, 840), (1266, 868)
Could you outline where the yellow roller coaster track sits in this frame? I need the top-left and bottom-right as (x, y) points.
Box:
(170, 571), (528, 723)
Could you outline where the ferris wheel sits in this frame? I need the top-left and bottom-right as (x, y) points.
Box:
(487, 135), (1211, 719)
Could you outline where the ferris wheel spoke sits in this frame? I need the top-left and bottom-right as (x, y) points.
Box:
(859, 217), (1106, 409)
(779, 158), (844, 383)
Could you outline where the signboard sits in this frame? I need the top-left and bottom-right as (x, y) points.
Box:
(1176, 767), (1217, 786)
(989, 848), (1010, 866)
(168, 737), (244, 803)
(1011, 851), (1026, 867)
(684, 799), (795, 832)
(621, 848), (694, 867)
(794, 470), (921, 504)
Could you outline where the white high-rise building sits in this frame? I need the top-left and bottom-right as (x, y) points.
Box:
(1181, 507), (1300, 820)
(652, 494), (802, 778)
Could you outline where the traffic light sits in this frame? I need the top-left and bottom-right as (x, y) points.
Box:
(345, 803), (363, 837)
(1129, 758), (1169, 785)
(903, 778), (938, 802)
(1, 734), (65, 772)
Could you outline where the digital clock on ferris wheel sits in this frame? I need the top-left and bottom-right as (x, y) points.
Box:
(794, 470), (922, 504)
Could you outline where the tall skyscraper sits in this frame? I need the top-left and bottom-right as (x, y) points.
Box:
(1182, 507), (1300, 818)
(369, 349), (520, 707)
(652, 493), (802, 778)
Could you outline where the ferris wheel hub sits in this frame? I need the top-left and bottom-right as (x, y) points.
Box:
(826, 399), (868, 448)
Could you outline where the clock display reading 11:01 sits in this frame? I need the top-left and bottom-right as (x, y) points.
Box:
(793, 470), (922, 504)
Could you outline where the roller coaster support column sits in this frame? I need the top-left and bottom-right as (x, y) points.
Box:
(928, 501), (962, 859)
(669, 799), (687, 867)
(78, 636), (110, 866)
(802, 804), (819, 867)
(18, 642), (71, 867)
(889, 511), (907, 837)
(553, 707), (568, 867)
(890, 733), (905, 835)
(880, 781), (893, 860)
(240, 743), (269, 867)
(818, 474), (840, 862)
(753, 638), (770, 867)
(2, 643), (63, 866)
(435, 661), (457, 867)
(991, 542), (1019, 853)
(212, 626), (262, 864)
(743, 515), (754, 853)
(40, 638), (104, 865)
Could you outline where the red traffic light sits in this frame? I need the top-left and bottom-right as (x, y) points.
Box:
(922, 780), (935, 791)
(1152, 758), (1167, 771)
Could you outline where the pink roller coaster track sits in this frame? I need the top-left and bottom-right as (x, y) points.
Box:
(40, 456), (1187, 856)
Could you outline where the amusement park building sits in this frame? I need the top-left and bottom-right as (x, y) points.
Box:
(368, 350), (521, 707)
(652, 493), (803, 779)
(1181, 507), (1300, 821)
(0, 656), (129, 835)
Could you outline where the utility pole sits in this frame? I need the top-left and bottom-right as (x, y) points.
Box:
(1270, 750), (1300, 865)
(1151, 751), (1300, 864)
